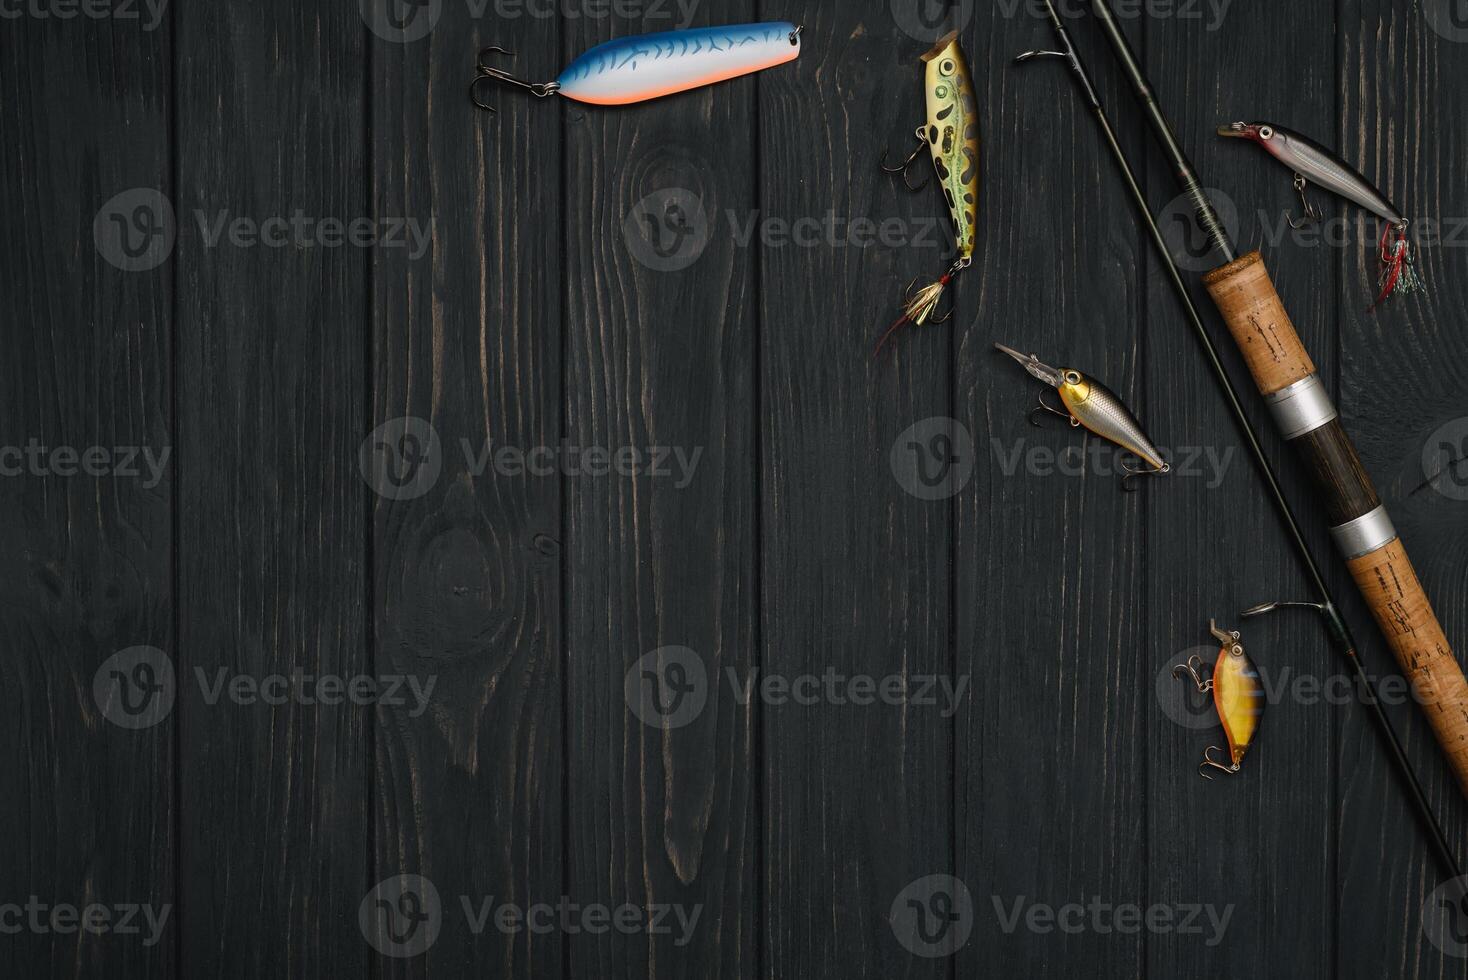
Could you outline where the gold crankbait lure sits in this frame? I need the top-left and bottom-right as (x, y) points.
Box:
(1173, 621), (1265, 779)
(876, 31), (981, 354)
(994, 343), (1170, 489)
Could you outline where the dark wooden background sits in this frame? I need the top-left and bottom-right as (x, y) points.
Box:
(4, 0), (1468, 976)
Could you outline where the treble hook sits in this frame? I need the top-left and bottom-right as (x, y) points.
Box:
(471, 46), (562, 113)
(1119, 458), (1171, 493)
(1198, 745), (1242, 780)
(902, 275), (953, 324)
(881, 127), (930, 192)
(1027, 389), (1077, 429)
(1173, 655), (1214, 693)
(1288, 173), (1321, 229)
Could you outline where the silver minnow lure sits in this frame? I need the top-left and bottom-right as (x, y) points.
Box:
(1218, 120), (1421, 307)
(995, 343), (1169, 488)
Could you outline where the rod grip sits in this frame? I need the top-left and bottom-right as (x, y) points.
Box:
(1205, 250), (1468, 796)
(1202, 251), (1315, 395)
(1348, 541), (1468, 795)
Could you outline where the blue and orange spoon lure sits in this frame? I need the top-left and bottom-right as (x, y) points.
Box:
(471, 22), (802, 112)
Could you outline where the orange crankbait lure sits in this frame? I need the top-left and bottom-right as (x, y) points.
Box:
(1173, 620), (1265, 779)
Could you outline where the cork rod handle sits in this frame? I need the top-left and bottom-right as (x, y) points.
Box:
(1203, 251), (1468, 796)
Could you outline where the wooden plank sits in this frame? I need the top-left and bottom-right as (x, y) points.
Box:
(1141, 5), (1335, 978)
(560, 10), (758, 980)
(953, 7), (1145, 974)
(368, 5), (565, 977)
(1335, 2), (1468, 977)
(759, 6), (952, 976)
(173, 2), (369, 974)
(0, 13), (174, 978)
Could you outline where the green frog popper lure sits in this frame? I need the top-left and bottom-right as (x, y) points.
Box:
(875, 31), (980, 355)
(1218, 121), (1422, 309)
(1173, 621), (1265, 780)
(994, 343), (1169, 490)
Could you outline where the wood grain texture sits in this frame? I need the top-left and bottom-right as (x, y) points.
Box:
(7, 1), (1468, 977)
(370, 5), (565, 978)
(561, 7), (757, 980)
(0, 12), (175, 979)
(1144, 5), (1336, 979)
(174, 2), (369, 975)
(955, 4), (1146, 975)
(758, 4), (952, 977)
(1335, 3), (1468, 977)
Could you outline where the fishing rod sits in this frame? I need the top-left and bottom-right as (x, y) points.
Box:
(1015, 1), (1464, 879)
(1086, 0), (1468, 818)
